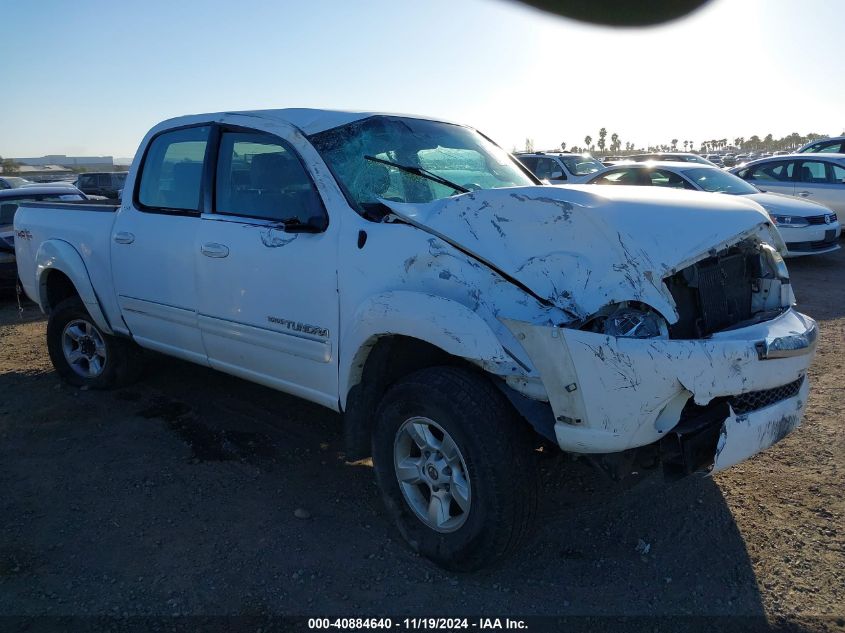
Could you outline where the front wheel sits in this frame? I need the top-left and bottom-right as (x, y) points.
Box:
(372, 366), (538, 571)
(46, 296), (140, 389)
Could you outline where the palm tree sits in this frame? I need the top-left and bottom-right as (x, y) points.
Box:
(584, 135), (592, 150)
(560, 141), (567, 151)
(610, 132), (619, 152)
(671, 138), (678, 151)
(598, 128), (607, 152)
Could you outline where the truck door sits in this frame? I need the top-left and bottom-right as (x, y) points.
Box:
(110, 124), (210, 364)
(195, 124), (340, 409)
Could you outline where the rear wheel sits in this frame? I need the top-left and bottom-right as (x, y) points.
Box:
(47, 296), (140, 389)
(372, 366), (538, 571)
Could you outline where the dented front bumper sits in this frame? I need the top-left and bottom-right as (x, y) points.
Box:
(504, 308), (816, 471)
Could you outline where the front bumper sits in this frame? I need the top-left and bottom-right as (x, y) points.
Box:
(781, 223), (841, 257)
(504, 308), (817, 471)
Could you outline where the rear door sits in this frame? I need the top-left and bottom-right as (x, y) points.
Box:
(794, 159), (845, 214)
(110, 124), (211, 364)
(194, 121), (340, 408)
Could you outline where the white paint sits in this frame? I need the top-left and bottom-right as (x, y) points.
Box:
(12, 109), (817, 474)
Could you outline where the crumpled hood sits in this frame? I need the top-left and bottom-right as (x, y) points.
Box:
(382, 185), (782, 322)
(745, 191), (831, 216)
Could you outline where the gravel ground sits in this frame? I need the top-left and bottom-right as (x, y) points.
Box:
(0, 248), (843, 631)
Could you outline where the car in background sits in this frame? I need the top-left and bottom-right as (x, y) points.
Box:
(722, 154), (737, 168)
(514, 151), (605, 183)
(0, 186), (91, 290)
(73, 171), (128, 199)
(797, 136), (845, 154)
(730, 154), (845, 216)
(627, 152), (715, 166)
(705, 154), (724, 167)
(0, 176), (35, 189)
(587, 162), (840, 257)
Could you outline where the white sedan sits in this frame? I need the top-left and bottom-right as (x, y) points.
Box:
(587, 161), (841, 257)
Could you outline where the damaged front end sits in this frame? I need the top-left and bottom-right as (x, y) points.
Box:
(384, 184), (815, 477)
(503, 238), (816, 478)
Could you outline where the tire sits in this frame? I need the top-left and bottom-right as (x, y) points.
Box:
(372, 366), (538, 571)
(46, 296), (141, 389)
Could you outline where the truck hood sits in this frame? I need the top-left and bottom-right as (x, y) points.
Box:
(382, 185), (783, 322)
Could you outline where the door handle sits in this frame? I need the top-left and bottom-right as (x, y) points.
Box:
(201, 242), (229, 258)
(113, 231), (135, 244)
(797, 191), (811, 197)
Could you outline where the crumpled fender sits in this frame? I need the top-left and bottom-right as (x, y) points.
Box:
(340, 290), (515, 407)
(35, 239), (113, 335)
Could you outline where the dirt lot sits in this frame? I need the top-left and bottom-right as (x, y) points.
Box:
(0, 248), (843, 631)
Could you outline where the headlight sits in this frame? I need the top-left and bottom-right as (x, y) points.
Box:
(769, 214), (809, 228)
(602, 306), (668, 338)
(761, 243), (789, 281)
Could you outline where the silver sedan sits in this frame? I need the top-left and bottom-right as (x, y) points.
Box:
(730, 154), (845, 216)
(586, 161), (841, 257)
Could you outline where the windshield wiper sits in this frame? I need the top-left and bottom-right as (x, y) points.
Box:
(364, 155), (470, 194)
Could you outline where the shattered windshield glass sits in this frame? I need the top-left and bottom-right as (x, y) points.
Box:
(308, 116), (535, 215)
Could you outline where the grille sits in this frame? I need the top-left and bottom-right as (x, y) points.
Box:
(806, 213), (837, 225)
(729, 376), (804, 415)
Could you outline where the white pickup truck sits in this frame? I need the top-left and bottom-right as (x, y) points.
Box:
(14, 109), (818, 570)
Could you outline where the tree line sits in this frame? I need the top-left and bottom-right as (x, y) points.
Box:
(520, 129), (844, 156)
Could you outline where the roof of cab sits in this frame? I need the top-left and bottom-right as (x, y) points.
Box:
(158, 108), (460, 136)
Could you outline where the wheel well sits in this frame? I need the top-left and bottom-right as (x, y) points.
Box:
(343, 335), (475, 460)
(44, 270), (79, 312)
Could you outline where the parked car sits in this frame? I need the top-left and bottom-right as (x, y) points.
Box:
(587, 162), (840, 257)
(730, 154), (845, 215)
(73, 171), (128, 199)
(797, 136), (845, 155)
(0, 186), (90, 290)
(722, 154), (737, 167)
(15, 109), (817, 570)
(514, 151), (605, 183)
(706, 154), (724, 167)
(0, 176), (34, 189)
(627, 152), (715, 166)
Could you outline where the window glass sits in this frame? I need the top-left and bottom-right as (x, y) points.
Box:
(797, 161), (828, 183)
(590, 169), (639, 185)
(138, 125), (210, 212)
(215, 131), (326, 225)
(517, 156), (537, 172)
(648, 169), (694, 189)
(308, 116), (534, 214)
(682, 168), (758, 194)
(559, 155), (604, 176)
(97, 174), (111, 186)
(747, 161), (794, 182)
(831, 164), (845, 183)
(531, 157), (556, 179)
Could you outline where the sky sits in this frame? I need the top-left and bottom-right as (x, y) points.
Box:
(1, 0), (843, 159)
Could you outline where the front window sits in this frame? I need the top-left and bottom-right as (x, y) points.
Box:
(683, 167), (759, 194)
(559, 155), (604, 176)
(308, 116), (535, 214)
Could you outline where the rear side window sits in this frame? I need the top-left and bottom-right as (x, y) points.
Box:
(797, 161), (828, 183)
(214, 130), (326, 225)
(138, 126), (210, 213)
(747, 161), (794, 182)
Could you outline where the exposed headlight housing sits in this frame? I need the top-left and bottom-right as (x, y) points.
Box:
(580, 304), (669, 339)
